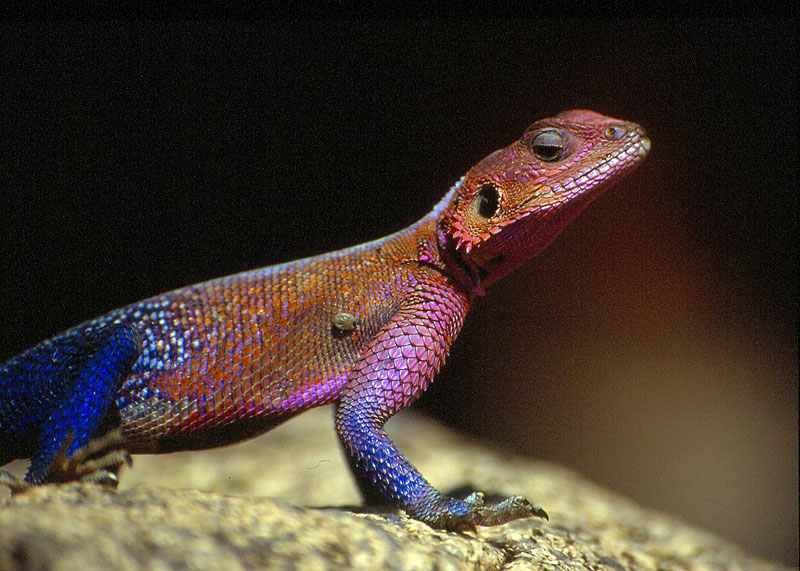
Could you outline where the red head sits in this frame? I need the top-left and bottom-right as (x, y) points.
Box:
(438, 110), (650, 292)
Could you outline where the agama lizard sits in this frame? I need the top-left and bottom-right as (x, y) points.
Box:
(1, 110), (649, 531)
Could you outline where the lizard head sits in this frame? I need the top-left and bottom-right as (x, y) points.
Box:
(438, 109), (650, 291)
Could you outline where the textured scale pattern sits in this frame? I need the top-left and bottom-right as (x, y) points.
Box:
(1, 110), (649, 530)
(102, 219), (441, 453)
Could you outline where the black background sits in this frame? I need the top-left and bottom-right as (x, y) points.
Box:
(2, 21), (796, 564)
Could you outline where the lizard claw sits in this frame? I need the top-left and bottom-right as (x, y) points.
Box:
(428, 492), (548, 532)
(476, 495), (549, 525)
(46, 428), (132, 488)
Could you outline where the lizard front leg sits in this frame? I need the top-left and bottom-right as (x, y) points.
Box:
(334, 285), (547, 531)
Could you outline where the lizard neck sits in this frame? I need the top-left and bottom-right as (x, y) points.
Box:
(411, 182), (486, 297)
(411, 222), (484, 297)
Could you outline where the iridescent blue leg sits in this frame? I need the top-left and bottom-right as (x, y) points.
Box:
(336, 396), (548, 531)
(1, 321), (140, 485)
(336, 398), (467, 522)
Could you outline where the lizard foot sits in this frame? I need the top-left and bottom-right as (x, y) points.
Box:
(427, 492), (548, 532)
(46, 428), (132, 488)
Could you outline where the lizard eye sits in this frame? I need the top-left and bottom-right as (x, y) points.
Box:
(472, 183), (502, 219)
(530, 129), (567, 161)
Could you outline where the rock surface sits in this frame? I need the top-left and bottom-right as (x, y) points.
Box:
(0, 407), (788, 570)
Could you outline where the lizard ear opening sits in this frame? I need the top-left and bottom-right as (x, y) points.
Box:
(448, 182), (505, 253)
(471, 183), (502, 220)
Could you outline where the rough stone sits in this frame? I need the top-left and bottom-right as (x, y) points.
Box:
(0, 407), (788, 570)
